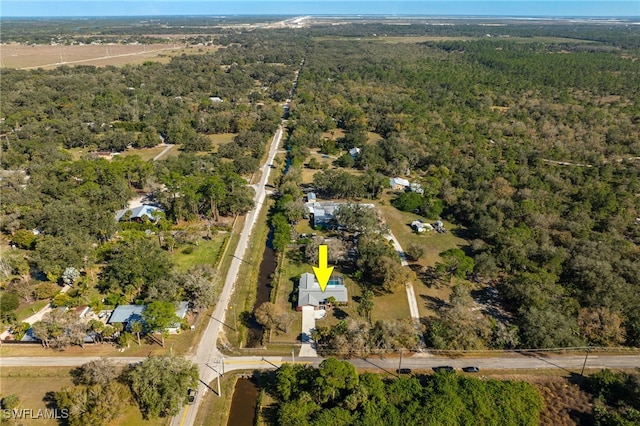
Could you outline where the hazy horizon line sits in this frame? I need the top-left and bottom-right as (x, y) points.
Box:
(2, 1), (638, 19)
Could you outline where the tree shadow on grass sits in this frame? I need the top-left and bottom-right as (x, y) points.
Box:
(332, 308), (348, 320)
(411, 265), (443, 289)
(419, 294), (446, 312)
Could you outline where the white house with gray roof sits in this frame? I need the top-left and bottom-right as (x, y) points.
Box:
(297, 272), (348, 311)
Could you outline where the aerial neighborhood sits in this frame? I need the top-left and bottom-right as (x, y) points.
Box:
(1, 11), (639, 426)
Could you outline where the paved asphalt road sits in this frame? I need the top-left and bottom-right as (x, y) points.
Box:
(2, 354), (638, 372)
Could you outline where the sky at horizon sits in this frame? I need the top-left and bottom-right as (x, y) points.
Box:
(1, 1), (639, 18)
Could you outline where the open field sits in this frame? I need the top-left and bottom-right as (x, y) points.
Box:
(67, 144), (180, 162)
(117, 145), (169, 161)
(377, 200), (468, 268)
(206, 133), (237, 153)
(172, 234), (228, 272)
(0, 43), (220, 70)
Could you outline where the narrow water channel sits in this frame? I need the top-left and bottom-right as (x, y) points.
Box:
(227, 378), (259, 426)
(245, 230), (276, 348)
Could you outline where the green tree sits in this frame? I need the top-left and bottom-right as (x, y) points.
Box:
(33, 282), (60, 300)
(392, 192), (423, 213)
(316, 358), (359, 403)
(357, 288), (374, 323)
(406, 243), (425, 261)
(436, 248), (475, 279)
(130, 321), (143, 346)
(74, 358), (120, 386)
(99, 237), (173, 300)
(271, 213), (292, 253)
(142, 301), (179, 347)
(127, 355), (198, 419)
(55, 381), (131, 426)
(0, 292), (20, 323)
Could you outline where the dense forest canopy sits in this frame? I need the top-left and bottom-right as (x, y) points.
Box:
(269, 359), (543, 426)
(279, 24), (640, 348)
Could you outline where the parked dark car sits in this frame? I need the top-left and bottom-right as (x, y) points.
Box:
(432, 366), (454, 372)
(187, 388), (197, 404)
(396, 368), (412, 374)
(462, 366), (480, 373)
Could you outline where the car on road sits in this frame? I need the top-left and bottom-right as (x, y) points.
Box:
(432, 366), (454, 372)
(396, 368), (412, 374)
(462, 366), (480, 373)
(187, 388), (197, 405)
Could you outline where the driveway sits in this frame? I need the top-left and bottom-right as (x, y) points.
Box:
(299, 306), (318, 357)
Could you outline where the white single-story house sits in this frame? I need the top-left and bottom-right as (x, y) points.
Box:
(297, 273), (348, 311)
(115, 205), (163, 222)
(390, 177), (411, 190)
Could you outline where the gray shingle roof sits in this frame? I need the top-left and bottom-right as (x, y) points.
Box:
(297, 272), (348, 308)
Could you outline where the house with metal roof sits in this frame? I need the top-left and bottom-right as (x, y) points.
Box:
(108, 301), (189, 333)
(107, 305), (146, 330)
(115, 204), (163, 222)
(297, 272), (348, 311)
(390, 177), (411, 190)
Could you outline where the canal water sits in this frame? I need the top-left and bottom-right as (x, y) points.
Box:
(245, 231), (276, 347)
(227, 378), (259, 426)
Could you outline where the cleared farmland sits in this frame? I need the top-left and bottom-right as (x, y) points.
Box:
(0, 42), (220, 69)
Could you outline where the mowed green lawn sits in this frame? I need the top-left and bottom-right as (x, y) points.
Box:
(377, 201), (468, 268)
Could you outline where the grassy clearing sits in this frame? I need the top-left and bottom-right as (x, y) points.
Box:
(0, 367), (74, 426)
(66, 145), (174, 162)
(193, 372), (242, 426)
(377, 199), (468, 268)
(375, 194), (469, 319)
(171, 235), (228, 272)
(0, 367), (167, 426)
(206, 133), (236, 153)
(118, 146), (168, 161)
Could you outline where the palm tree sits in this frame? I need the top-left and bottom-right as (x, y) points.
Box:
(130, 321), (143, 346)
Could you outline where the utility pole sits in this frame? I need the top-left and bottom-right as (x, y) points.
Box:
(292, 348), (295, 364)
(581, 344), (591, 376)
(217, 375), (221, 397)
(399, 348), (403, 372)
